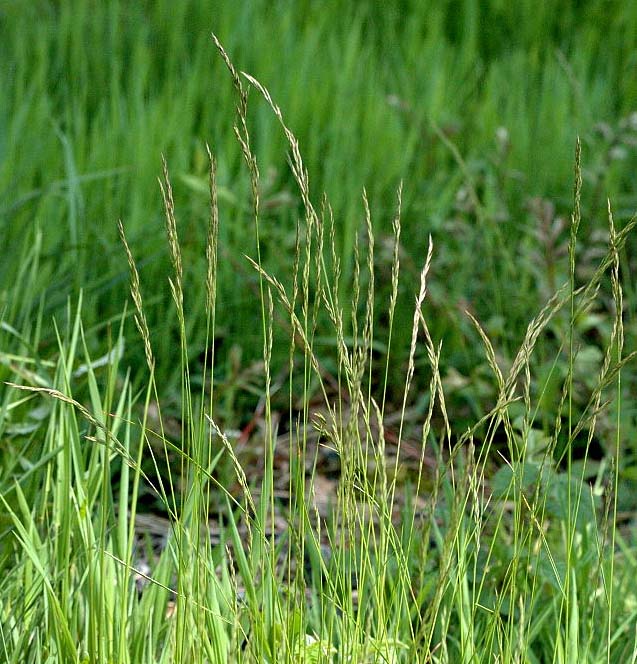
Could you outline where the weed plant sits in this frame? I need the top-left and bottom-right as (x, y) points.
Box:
(1, 37), (637, 663)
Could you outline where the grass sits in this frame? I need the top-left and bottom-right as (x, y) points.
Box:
(2, 28), (637, 661)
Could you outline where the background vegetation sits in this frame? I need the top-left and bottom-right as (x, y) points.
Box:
(3, 0), (637, 401)
(1, 1), (637, 661)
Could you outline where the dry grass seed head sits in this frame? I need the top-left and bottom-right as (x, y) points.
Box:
(205, 144), (219, 317)
(118, 220), (154, 372)
(159, 156), (184, 318)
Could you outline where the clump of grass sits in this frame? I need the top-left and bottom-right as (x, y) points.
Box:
(1, 36), (637, 664)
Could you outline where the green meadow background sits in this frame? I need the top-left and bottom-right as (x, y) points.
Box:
(3, 0), (637, 404)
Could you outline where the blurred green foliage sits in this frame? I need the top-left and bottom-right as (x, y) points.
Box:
(1, 0), (636, 448)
